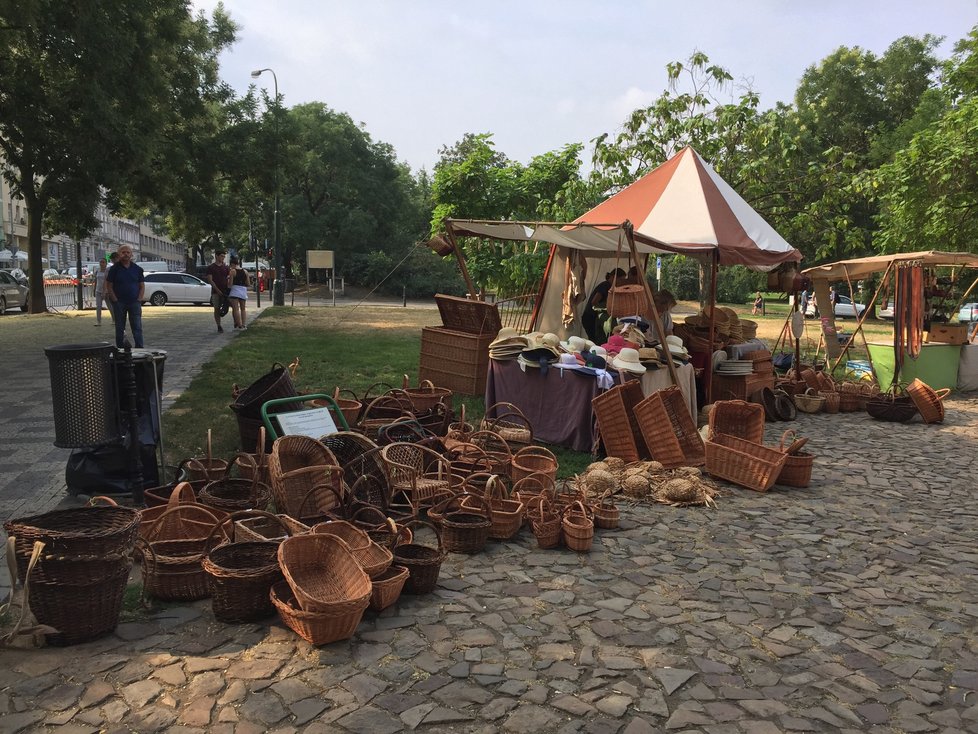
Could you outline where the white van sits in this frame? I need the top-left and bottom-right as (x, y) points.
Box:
(138, 261), (170, 273)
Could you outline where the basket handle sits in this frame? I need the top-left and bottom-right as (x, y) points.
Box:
(204, 509), (291, 547)
(166, 481), (197, 507)
(778, 430), (809, 455)
(87, 495), (118, 507)
(935, 388), (952, 401)
(563, 499), (593, 520)
(397, 519), (443, 552)
(206, 429), (213, 464)
(256, 426), (267, 463)
(295, 468), (346, 519)
(143, 503), (226, 543)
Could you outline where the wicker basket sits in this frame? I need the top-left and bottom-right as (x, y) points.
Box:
(462, 474), (524, 540)
(469, 430), (514, 477)
(277, 534), (373, 613)
(481, 402), (533, 447)
(234, 514), (310, 543)
(140, 501), (229, 549)
(561, 500), (594, 552)
(793, 389), (825, 414)
(392, 521), (446, 594)
(231, 362), (298, 419)
(607, 284), (646, 318)
(800, 369), (821, 391)
(144, 479), (208, 508)
(705, 433), (788, 492)
(268, 435), (342, 517)
(311, 521), (393, 578)
(447, 442), (494, 479)
(319, 388), (363, 428)
(592, 494), (620, 529)
(201, 511), (288, 622)
(511, 446), (558, 484)
(431, 493), (491, 554)
(592, 381), (649, 462)
(5, 505), (140, 585)
(180, 430), (229, 482)
(777, 451), (815, 488)
(709, 400), (766, 443)
(634, 386), (705, 469)
(198, 455), (272, 513)
(359, 391), (417, 439)
(140, 535), (217, 601)
(866, 393), (918, 422)
(512, 472), (556, 506)
(402, 375), (453, 413)
(819, 391), (840, 414)
(28, 564), (131, 646)
(368, 565), (410, 611)
(905, 378), (950, 424)
(270, 581), (368, 645)
(527, 495), (561, 549)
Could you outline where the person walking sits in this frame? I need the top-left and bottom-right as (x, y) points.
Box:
(205, 250), (231, 333)
(228, 256), (250, 329)
(752, 291), (764, 316)
(93, 259), (110, 326)
(104, 245), (145, 348)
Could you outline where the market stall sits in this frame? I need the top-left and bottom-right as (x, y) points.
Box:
(804, 251), (978, 391)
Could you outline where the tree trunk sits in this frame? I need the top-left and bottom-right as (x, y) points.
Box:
(25, 194), (48, 313)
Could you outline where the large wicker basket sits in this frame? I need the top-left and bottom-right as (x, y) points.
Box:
(634, 386), (705, 468)
(277, 534), (372, 614)
(905, 378), (950, 424)
(705, 433), (788, 492)
(592, 380), (649, 462)
(606, 284), (646, 318)
(866, 393), (917, 422)
(270, 581), (368, 645)
(709, 400), (765, 443)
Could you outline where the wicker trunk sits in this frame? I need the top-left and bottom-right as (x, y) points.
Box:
(419, 327), (494, 396)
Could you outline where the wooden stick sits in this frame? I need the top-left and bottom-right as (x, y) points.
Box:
(443, 227), (478, 300)
(625, 224), (679, 389)
(705, 253), (718, 404)
(830, 261), (893, 382)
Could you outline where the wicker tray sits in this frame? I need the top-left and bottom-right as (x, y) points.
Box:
(705, 433), (787, 492)
(634, 386), (705, 469)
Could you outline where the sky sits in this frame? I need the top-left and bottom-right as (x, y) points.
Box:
(194, 0), (978, 174)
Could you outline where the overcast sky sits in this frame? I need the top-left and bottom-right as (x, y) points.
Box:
(195, 1), (978, 174)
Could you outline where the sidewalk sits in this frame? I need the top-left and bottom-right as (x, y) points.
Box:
(4, 304), (978, 732)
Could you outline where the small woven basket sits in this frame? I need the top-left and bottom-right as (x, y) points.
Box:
(905, 378), (950, 424)
(775, 430), (815, 488)
(592, 494), (620, 529)
(392, 521), (446, 594)
(401, 376), (453, 413)
(234, 514), (310, 543)
(511, 446), (558, 484)
(561, 500), (594, 552)
(606, 284), (646, 318)
(793, 389), (825, 414)
(527, 495), (561, 549)
(819, 391), (840, 414)
(432, 493), (491, 554)
(368, 565), (410, 611)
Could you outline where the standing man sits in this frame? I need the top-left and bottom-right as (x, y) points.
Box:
(104, 245), (145, 348)
(205, 250), (230, 333)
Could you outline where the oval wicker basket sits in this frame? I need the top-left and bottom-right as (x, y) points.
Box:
(270, 581), (368, 645)
(905, 378), (950, 424)
(793, 389), (824, 414)
(368, 564), (410, 611)
(866, 393), (917, 422)
(561, 500), (594, 552)
(402, 376), (453, 413)
(607, 284), (646, 318)
(511, 446), (558, 484)
(277, 534), (373, 613)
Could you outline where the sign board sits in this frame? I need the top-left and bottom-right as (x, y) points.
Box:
(273, 407), (337, 439)
(307, 250), (334, 269)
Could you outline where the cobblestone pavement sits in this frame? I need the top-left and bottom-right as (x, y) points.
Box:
(2, 390), (978, 732)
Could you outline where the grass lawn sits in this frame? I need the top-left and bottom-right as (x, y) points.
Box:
(161, 301), (903, 477)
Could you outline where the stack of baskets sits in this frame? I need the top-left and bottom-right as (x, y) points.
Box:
(4, 503), (140, 645)
(273, 533), (373, 645)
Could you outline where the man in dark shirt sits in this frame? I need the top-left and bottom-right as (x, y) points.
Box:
(104, 245), (145, 348)
(205, 250), (231, 333)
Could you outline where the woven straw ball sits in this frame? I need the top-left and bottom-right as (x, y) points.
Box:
(661, 478), (699, 503)
(583, 469), (617, 495)
(622, 474), (651, 497)
(603, 457), (626, 473)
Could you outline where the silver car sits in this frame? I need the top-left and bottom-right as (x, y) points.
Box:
(0, 270), (28, 314)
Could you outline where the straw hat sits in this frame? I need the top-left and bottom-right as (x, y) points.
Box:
(611, 348), (647, 374)
(556, 353), (582, 370)
(561, 335), (588, 353)
(665, 335), (689, 358)
(541, 333), (561, 348)
(495, 326), (519, 341)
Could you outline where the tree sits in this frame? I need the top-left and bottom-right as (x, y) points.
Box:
(0, 0), (237, 311)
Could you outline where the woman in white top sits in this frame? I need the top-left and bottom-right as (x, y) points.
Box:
(227, 256), (251, 329)
(93, 259), (110, 326)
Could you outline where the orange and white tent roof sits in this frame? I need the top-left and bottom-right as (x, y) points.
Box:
(574, 146), (800, 269)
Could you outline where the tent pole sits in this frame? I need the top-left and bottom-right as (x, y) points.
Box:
(951, 273), (978, 317)
(705, 252), (718, 404)
(443, 227), (478, 300)
(528, 245), (557, 331)
(625, 225), (679, 389)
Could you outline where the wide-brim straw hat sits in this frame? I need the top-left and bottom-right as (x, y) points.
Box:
(556, 353), (582, 370)
(520, 346), (559, 363)
(561, 336), (588, 353)
(611, 348), (647, 374)
(665, 335), (689, 358)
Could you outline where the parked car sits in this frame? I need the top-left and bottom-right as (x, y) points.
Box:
(959, 303), (978, 322)
(0, 269), (28, 314)
(879, 303), (894, 320)
(42, 268), (62, 280)
(142, 272), (212, 306)
(806, 293), (866, 319)
(1, 268), (27, 285)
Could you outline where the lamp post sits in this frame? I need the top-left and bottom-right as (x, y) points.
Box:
(250, 67), (284, 306)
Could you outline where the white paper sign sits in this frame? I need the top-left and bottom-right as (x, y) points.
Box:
(273, 408), (338, 439)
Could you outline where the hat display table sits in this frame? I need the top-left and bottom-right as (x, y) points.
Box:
(484, 358), (697, 453)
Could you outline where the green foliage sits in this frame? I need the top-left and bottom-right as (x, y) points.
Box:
(716, 266), (765, 304)
(660, 256), (701, 301)
(0, 0), (238, 310)
(345, 247), (465, 298)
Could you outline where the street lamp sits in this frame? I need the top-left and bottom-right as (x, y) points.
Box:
(251, 67), (285, 306)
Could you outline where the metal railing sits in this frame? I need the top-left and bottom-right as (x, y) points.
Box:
(44, 281), (94, 311)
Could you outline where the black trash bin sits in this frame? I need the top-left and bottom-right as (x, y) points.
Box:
(44, 343), (119, 449)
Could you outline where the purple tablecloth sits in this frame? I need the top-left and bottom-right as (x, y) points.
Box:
(484, 360), (600, 452)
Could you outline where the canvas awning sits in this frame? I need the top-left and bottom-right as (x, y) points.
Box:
(445, 220), (673, 255)
(804, 251), (978, 280)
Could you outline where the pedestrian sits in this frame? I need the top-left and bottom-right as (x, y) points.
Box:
(829, 286), (838, 311)
(799, 288), (809, 315)
(104, 245), (145, 348)
(653, 289), (678, 336)
(752, 291), (764, 316)
(227, 256), (250, 329)
(205, 250), (231, 333)
(93, 259), (110, 326)
(581, 268), (625, 344)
